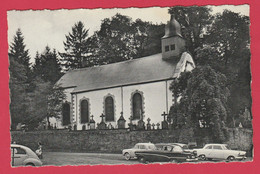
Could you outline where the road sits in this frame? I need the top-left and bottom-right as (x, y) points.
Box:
(41, 152), (253, 166)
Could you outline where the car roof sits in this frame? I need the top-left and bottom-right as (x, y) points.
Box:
(136, 143), (155, 145)
(205, 144), (227, 146)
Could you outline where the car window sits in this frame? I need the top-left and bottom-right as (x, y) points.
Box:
(223, 145), (231, 150)
(213, 145), (223, 150)
(205, 145), (212, 149)
(139, 145), (146, 149)
(172, 146), (183, 152)
(13, 147), (26, 155)
(147, 145), (156, 150)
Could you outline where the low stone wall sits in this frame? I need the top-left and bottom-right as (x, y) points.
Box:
(11, 128), (253, 155)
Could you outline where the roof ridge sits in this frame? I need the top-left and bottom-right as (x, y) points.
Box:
(67, 53), (162, 73)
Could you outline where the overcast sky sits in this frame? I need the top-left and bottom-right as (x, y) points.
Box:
(7, 5), (249, 63)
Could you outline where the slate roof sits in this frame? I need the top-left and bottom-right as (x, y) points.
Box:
(56, 53), (181, 93)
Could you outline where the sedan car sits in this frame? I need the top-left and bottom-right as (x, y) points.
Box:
(135, 143), (198, 163)
(196, 144), (246, 161)
(11, 144), (43, 167)
(122, 143), (156, 160)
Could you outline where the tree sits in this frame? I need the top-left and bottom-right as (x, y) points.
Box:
(9, 28), (32, 84)
(169, 66), (230, 142)
(9, 55), (30, 129)
(168, 6), (213, 59)
(59, 21), (91, 70)
(33, 46), (62, 84)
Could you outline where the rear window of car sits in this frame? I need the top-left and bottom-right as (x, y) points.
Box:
(147, 145), (156, 150)
(12, 147), (26, 155)
(139, 145), (146, 149)
(213, 145), (223, 150)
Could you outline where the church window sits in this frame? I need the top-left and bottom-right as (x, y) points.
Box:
(62, 103), (70, 126)
(132, 93), (143, 120)
(170, 44), (175, 50)
(80, 100), (89, 123)
(105, 96), (114, 121)
(165, 45), (170, 52)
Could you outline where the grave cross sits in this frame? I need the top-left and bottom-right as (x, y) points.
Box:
(152, 123), (155, 130)
(100, 113), (105, 122)
(161, 112), (168, 121)
(147, 118), (151, 124)
(90, 115), (94, 120)
(156, 123), (160, 129)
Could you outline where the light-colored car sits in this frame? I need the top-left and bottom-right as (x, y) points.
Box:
(122, 143), (156, 160)
(11, 144), (43, 167)
(196, 144), (246, 161)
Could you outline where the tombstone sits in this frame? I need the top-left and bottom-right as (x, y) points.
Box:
(137, 119), (145, 130)
(97, 113), (107, 130)
(156, 123), (160, 130)
(108, 123), (114, 129)
(152, 123), (155, 130)
(82, 125), (86, 130)
(73, 124), (77, 130)
(54, 123), (57, 129)
(146, 118), (151, 130)
(117, 112), (126, 129)
(161, 112), (169, 129)
(128, 115), (134, 130)
(89, 115), (96, 130)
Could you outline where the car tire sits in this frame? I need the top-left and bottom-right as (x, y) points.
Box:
(227, 156), (235, 162)
(124, 152), (131, 160)
(25, 163), (35, 166)
(199, 154), (206, 161)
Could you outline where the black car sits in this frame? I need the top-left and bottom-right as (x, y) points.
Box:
(135, 143), (198, 163)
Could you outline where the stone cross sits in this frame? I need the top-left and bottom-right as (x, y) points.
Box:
(161, 112), (168, 121)
(147, 118), (151, 124)
(100, 113), (105, 122)
(152, 123), (155, 130)
(90, 115), (94, 120)
(156, 123), (160, 129)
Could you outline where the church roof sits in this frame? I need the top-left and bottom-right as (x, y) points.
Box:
(56, 53), (181, 94)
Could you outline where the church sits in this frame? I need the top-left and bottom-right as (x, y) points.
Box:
(53, 14), (195, 130)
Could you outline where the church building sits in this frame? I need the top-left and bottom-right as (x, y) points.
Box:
(54, 15), (195, 130)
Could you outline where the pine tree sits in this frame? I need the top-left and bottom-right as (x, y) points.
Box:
(59, 21), (91, 70)
(9, 28), (31, 78)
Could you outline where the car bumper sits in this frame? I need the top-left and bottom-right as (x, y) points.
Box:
(186, 157), (198, 162)
(236, 156), (247, 160)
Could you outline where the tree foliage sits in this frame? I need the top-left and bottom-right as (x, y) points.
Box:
(59, 21), (92, 70)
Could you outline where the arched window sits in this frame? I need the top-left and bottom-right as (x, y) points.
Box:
(132, 93), (143, 120)
(80, 100), (89, 123)
(105, 96), (114, 121)
(62, 103), (70, 126)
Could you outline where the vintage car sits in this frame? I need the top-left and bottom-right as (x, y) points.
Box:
(196, 144), (247, 161)
(135, 143), (198, 163)
(11, 144), (43, 167)
(122, 143), (156, 160)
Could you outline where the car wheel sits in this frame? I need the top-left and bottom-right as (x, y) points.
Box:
(25, 163), (35, 166)
(124, 153), (131, 160)
(227, 156), (235, 162)
(199, 155), (206, 161)
(138, 157), (147, 164)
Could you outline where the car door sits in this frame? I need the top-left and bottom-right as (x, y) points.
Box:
(203, 145), (213, 158)
(211, 145), (224, 159)
(12, 147), (28, 166)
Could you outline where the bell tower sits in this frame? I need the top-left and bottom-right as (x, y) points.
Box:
(162, 14), (186, 60)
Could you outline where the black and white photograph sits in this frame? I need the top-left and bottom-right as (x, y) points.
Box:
(8, 5), (252, 166)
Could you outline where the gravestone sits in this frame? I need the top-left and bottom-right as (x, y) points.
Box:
(152, 123), (155, 130)
(156, 123), (160, 130)
(117, 112), (126, 129)
(89, 115), (96, 130)
(108, 123), (114, 129)
(146, 118), (151, 130)
(128, 115), (136, 130)
(161, 112), (169, 129)
(137, 112), (145, 130)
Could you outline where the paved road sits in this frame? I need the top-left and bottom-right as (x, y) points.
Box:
(41, 152), (253, 166)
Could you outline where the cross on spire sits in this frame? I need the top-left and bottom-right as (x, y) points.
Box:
(161, 112), (168, 121)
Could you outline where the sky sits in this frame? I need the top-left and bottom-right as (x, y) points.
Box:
(7, 5), (249, 63)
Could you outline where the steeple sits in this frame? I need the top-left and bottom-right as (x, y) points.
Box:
(161, 14), (185, 60)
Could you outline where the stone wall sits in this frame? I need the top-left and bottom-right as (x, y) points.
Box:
(11, 128), (253, 155)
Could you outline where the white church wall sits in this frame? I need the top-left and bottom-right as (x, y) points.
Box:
(122, 81), (170, 128)
(75, 87), (122, 130)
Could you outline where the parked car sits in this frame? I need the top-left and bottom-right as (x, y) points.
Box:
(11, 144), (43, 167)
(196, 144), (247, 161)
(122, 143), (156, 160)
(135, 143), (198, 163)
